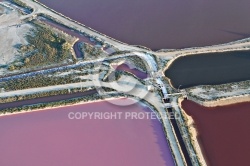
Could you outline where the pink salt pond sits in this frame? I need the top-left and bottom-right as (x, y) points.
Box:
(0, 98), (174, 166)
(112, 63), (148, 79)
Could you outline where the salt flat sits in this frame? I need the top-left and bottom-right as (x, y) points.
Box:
(0, 6), (33, 67)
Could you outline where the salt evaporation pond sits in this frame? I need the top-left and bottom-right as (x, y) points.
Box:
(39, 0), (250, 50)
(165, 50), (250, 88)
(182, 100), (250, 166)
(0, 98), (175, 166)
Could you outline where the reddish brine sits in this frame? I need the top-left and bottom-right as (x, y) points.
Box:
(182, 100), (250, 166)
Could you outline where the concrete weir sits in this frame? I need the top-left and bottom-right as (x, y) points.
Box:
(156, 77), (200, 166)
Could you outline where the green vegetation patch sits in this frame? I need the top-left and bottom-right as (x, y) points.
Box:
(78, 42), (107, 60)
(109, 55), (148, 72)
(8, 21), (76, 71)
(11, 0), (33, 11)
(0, 87), (96, 104)
(1, 62), (96, 92)
(25, 22), (72, 65)
(2, 74), (83, 91)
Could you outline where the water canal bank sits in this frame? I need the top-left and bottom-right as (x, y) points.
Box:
(0, 90), (97, 111)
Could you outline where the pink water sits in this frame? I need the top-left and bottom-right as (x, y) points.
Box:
(39, 0), (250, 50)
(113, 63), (148, 79)
(0, 99), (174, 166)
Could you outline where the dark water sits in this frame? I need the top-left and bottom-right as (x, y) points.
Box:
(73, 41), (83, 58)
(182, 100), (250, 166)
(166, 108), (192, 166)
(0, 99), (175, 166)
(38, 0), (250, 50)
(165, 50), (250, 88)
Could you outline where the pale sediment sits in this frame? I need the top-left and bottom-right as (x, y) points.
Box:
(71, 38), (80, 59)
